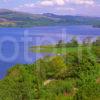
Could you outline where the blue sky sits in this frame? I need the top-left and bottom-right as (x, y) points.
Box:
(0, 0), (100, 17)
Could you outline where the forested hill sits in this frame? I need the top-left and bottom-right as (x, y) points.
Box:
(0, 9), (100, 27)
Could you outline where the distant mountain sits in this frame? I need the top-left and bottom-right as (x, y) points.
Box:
(0, 9), (100, 27)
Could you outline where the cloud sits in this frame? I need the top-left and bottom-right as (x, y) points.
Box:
(39, 0), (65, 6)
(14, 0), (95, 12)
(65, 0), (95, 5)
(40, 1), (54, 6)
(14, 0), (66, 10)
(0, 0), (96, 6)
(55, 0), (65, 5)
(39, 0), (95, 6)
(14, 0), (100, 16)
(15, 0), (96, 10)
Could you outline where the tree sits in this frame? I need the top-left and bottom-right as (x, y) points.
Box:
(66, 36), (78, 47)
(56, 40), (65, 48)
(93, 37), (100, 46)
(82, 37), (93, 46)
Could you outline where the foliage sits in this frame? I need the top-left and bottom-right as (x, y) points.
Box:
(0, 46), (100, 100)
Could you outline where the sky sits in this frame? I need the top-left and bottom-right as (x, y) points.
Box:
(0, 0), (100, 17)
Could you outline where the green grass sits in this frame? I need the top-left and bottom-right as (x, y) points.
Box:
(56, 95), (73, 100)
(30, 45), (89, 54)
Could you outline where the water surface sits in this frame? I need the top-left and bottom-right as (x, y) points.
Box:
(0, 25), (100, 79)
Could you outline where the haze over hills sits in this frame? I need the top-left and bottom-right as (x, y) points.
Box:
(0, 9), (100, 27)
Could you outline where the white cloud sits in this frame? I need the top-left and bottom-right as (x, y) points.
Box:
(39, 0), (65, 6)
(40, 1), (54, 6)
(14, 0), (99, 16)
(39, 0), (95, 6)
(55, 0), (65, 5)
(14, 0), (66, 10)
(15, 0), (96, 10)
(65, 0), (95, 5)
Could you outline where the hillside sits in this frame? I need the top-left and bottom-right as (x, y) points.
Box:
(0, 46), (100, 100)
(0, 9), (100, 27)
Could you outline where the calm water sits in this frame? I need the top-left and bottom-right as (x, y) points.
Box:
(0, 25), (100, 79)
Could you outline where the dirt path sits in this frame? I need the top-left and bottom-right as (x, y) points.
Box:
(44, 79), (55, 86)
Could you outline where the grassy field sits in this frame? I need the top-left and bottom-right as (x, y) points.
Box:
(30, 45), (90, 54)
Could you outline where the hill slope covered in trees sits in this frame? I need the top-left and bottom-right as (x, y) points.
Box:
(0, 44), (100, 100)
